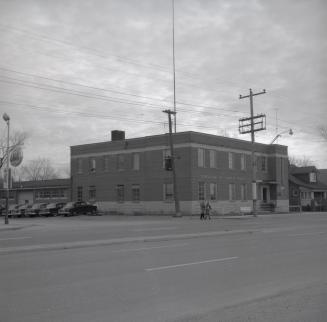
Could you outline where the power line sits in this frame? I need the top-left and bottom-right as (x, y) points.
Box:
(0, 66), (244, 114)
(0, 99), (235, 131)
(0, 75), (244, 118)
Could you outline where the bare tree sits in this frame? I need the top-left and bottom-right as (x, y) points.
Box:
(18, 158), (59, 181)
(0, 130), (28, 169)
(289, 155), (315, 167)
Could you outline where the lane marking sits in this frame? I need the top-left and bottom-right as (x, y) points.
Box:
(113, 243), (188, 253)
(145, 256), (238, 272)
(288, 232), (326, 237)
(132, 227), (177, 232)
(0, 237), (32, 241)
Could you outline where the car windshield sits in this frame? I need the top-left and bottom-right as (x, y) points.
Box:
(65, 202), (74, 207)
(47, 203), (56, 209)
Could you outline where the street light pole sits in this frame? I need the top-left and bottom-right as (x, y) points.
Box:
(2, 113), (10, 225)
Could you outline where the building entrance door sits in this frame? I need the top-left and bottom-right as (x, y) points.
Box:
(262, 186), (269, 203)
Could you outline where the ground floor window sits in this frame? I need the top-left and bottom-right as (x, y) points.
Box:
(229, 183), (236, 201)
(241, 184), (247, 201)
(209, 183), (217, 201)
(89, 185), (96, 201)
(198, 182), (205, 200)
(77, 186), (83, 201)
(117, 185), (124, 202)
(163, 183), (174, 201)
(132, 184), (140, 202)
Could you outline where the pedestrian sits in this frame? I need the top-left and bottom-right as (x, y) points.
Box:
(205, 200), (212, 220)
(200, 200), (205, 220)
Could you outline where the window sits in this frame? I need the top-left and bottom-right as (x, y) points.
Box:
(241, 154), (246, 170)
(241, 184), (247, 201)
(209, 150), (216, 168)
(198, 182), (205, 200)
(229, 183), (236, 201)
(198, 148), (205, 167)
(209, 183), (217, 201)
(117, 185), (124, 202)
(132, 153), (140, 170)
(89, 186), (96, 200)
(103, 156), (109, 172)
(309, 172), (317, 183)
(77, 186), (83, 201)
(132, 184), (140, 202)
(163, 183), (174, 201)
(117, 155), (125, 170)
(228, 152), (234, 169)
(89, 158), (96, 173)
(260, 156), (267, 171)
(163, 149), (171, 168)
(77, 159), (83, 174)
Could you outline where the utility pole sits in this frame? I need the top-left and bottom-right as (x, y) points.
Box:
(172, 0), (177, 133)
(163, 109), (181, 217)
(239, 88), (266, 217)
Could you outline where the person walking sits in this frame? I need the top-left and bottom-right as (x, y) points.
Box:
(200, 200), (205, 220)
(205, 200), (212, 220)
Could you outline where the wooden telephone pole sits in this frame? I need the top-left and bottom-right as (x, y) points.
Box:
(163, 109), (181, 217)
(239, 88), (266, 217)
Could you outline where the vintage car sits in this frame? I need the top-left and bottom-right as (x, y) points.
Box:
(58, 201), (97, 216)
(16, 204), (33, 217)
(25, 203), (48, 217)
(39, 203), (65, 217)
(8, 204), (20, 217)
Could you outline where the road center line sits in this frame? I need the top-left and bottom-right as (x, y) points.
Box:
(145, 256), (238, 272)
(0, 237), (32, 241)
(113, 243), (188, 253)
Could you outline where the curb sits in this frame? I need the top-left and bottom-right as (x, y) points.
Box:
(0, 229), (256, 255)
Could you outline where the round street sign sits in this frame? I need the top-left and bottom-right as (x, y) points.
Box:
(10, 147), (23, 167)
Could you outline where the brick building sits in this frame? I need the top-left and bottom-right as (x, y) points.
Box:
(70, 131), (289, 215)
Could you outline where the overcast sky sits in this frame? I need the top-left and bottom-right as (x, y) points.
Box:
(0, 0), (326, 174)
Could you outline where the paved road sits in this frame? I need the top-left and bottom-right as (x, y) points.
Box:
(0, 213), (326, 321)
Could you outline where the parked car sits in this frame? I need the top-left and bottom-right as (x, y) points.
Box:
(25, 203), (48, 217)
(16, 204), (33, 217)
(59, 201), (97, 216)
(39, 202), (65, 217)
(8, 204), (20, 217)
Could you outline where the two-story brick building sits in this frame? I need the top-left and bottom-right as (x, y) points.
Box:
(70, 131), (289, 215)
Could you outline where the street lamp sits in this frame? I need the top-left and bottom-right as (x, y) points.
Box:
(270, 129), (293, 144)
(2, 113), (10, 224)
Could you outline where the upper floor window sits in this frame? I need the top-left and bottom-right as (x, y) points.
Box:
(77, 159), (83, 174)
(228, 152), (234, 169)
(103, 156), (109, 172)
(260, 156), (267, 171)
(309, 172), (317, 183)
(132, 153), (140, 170)
(117, 154), (125, 171)
(241, 154), (246, 170)
(198, 148), (205, 167)
(163, 149), (171, 168)
(209, 150), (216, 168)
(89, 158), (96, 173)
